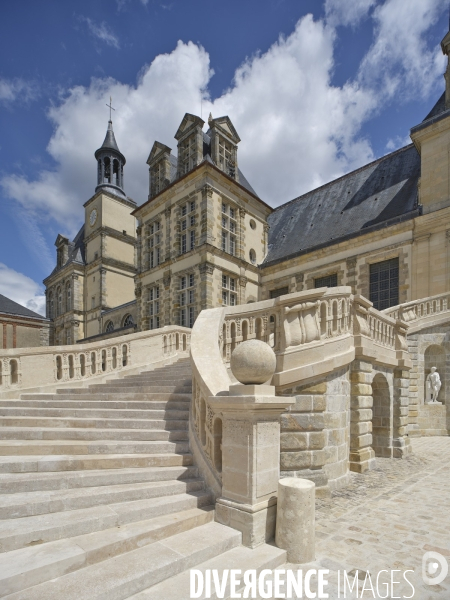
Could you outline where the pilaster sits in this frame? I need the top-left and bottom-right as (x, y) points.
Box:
(349, 360), (375, 473)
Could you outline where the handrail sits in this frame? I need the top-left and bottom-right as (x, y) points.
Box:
(0, 326), (191, 395)
(383, 292), (450, 333)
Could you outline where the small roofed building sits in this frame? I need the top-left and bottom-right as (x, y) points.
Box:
(0, 294), (50, 349)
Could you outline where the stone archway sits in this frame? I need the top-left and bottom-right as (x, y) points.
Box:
(372, 373), (393, 458)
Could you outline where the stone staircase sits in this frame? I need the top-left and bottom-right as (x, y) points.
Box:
(0, 358), (285, 599)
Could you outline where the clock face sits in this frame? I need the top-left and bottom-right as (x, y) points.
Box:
(89, 209), (98, 227)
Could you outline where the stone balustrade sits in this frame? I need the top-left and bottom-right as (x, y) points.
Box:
(384, 292), (450, 333)
(0, 326), (191, 396)
(189, 287), (411, 498)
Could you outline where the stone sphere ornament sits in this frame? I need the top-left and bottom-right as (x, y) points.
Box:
(230, 339), (276, 385)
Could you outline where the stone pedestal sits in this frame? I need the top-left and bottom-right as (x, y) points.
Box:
(210, 384), (294, 548)
(276, 478), (315, 563)
(417, 404), (448, 436)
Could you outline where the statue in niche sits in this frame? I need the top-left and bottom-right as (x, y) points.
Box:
(426, 367), (442, 404)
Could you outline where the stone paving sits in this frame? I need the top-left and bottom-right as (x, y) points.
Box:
(275, 437), (450, 599)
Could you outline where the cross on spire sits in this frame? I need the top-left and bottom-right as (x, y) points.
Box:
(106, 96), (115, 122)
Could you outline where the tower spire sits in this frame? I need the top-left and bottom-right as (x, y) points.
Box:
(94, 106), (126, 199)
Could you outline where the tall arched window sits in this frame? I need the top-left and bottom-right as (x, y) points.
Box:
(66, 282), (71, 311)
(57, 287), (62, 316)
(48, 292), (54, 319)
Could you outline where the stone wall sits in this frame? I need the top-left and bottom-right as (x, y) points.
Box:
(278, 368), (351, 498)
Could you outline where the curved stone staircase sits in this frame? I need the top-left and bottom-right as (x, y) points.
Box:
(0, 358), (285, 599)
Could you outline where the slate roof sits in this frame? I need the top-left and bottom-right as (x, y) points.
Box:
(99, 121), (120, 153)
(0, 294), (47, 320)
(47, 225), (86, 279)
(263, 144), (421, 266)
(423, 92), (446, 122)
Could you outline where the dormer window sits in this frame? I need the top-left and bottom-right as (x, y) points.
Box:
(179, 135), (197, 175)
(218, 139), (233, 173)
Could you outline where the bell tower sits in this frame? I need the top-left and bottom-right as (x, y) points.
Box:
(94, 102), (126, 200)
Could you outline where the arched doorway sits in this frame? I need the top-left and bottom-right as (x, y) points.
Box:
(372, 373), (393, 458)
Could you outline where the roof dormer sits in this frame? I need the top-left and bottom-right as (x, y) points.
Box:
(147, 141), (173, 198)
(208, 114), (240, 182)
(174, 113), (205, 178)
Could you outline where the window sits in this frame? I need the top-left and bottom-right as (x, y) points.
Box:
(180, 274), (196, 327)
(179, 135), (197, 174)
(179, 201), (196, 254)
(123, 314), (134, 328)
(249, 249), (256, 264)
(105, 320), (114, 333)
(222, 274), (237, 306)
(57, 287), (62, 316)
(369, 258), (399, 310)
(151, 162), (165, 196)
(91, 296), (95, 309)
(270, 287), (289, 299)
(221, 204), (237, 256)
(66, 283), (71, 311)
(66, 330), (71, 345)
(315, 273), (338, 288)
(149, 286), (160, 329)
(148, 221), (162, 269)
(48, 293), (54, 319)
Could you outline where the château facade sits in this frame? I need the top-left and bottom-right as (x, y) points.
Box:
(45, 27), (450, 360)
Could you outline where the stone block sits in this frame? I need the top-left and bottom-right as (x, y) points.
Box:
(350, 408), (372, 422)
(281, 413), (324, 432)
(296, 382), (327, 394)
(350, 421), (372, 436)
(288, 395), (313, 413)
(351, 383), (372, 396)
(280, 451), (311, 470)
(350, 395), (373, 409)
(280, 432), (308, 451)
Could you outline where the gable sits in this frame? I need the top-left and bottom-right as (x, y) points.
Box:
(209, 116), (240, 143)
(147, 141), (172, 166)
(174, 113), (205, 141)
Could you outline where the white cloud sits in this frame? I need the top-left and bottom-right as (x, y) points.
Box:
(82, 17), (120, 49)
(325, 0), (376, 27)
(0, 77), (39, 104)
(358, 0), (447, 102)
(0, 264), (46, 316)
(1, 2), (447, 242)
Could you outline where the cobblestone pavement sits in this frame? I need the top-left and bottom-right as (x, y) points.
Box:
(275, 437), (450, 599)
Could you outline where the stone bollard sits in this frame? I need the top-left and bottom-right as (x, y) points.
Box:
(275, 478), (315, 563)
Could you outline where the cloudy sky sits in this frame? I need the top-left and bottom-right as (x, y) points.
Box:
(0, 0), (448, 316)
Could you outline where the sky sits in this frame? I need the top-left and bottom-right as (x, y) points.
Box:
(0, 0), (449, 316)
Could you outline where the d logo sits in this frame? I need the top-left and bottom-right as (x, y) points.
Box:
(422, 551), (448, 586)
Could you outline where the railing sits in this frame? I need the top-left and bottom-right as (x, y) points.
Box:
(189, 287), (410, 498)
(384, 292), (450, 333)
(0, 326), (191, 394)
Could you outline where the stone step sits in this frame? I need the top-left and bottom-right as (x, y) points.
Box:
(3, 522), (240, 600)
(1, 399), (190, 410)
(108, 378), (192, 386)
(0, 452), (193, 473)
(0, 465), (199, 494)
(0, 416), (188, 430)
(0, 427), (189, 442)
(59, 386), (192, 394)
(0, 478), (204, 520)
(0, 506), (214, 597)
(0, 490), (212, 552)
(0, 439), (190, 456)
(21, 392), (192, 401)
(129, 542), (287, 600)
(0, 407), (189, 419)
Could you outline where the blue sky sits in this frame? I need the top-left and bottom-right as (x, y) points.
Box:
(0, 0), (448, 315)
